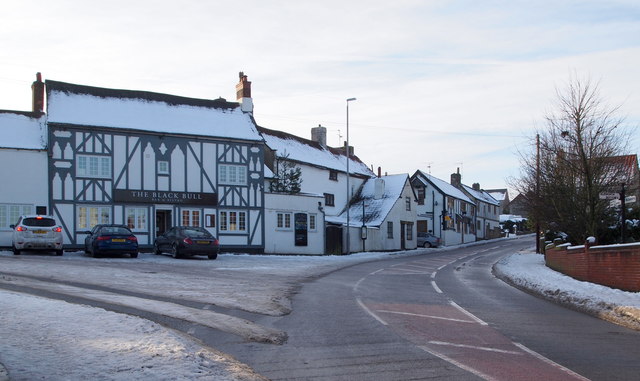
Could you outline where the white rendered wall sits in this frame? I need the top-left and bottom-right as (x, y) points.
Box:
(0, 149), (48, 246)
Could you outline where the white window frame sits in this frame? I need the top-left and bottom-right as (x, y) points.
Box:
(0, 204), (33, 229)
(76, 154), (112, 178)
(406, 196), (411, 211)
(219, 210), (247, 232)
(219, 164), (247, 185)
(126, 207), (148, 232)
(157, 161), (170, 175)
(309, 214), (317, 232)
(181, 209), (201, 227)
(387, 221), (393, 239)
(77, 205), (111, 230)
(277, 212), (292, 230)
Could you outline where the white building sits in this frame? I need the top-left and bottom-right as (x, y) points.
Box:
(259, 125), (376, 254)
(0, 109), (48, 247)
(462, 183), (501, 240)
(330, 174), (418, 252)
(411, 170), (476, 246)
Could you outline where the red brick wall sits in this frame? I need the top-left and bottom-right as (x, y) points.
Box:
(545, 243), (640, 292)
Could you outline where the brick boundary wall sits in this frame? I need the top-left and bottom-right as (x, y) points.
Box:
(544, 242), (640, 292)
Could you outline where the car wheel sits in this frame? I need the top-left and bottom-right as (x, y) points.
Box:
(424, 242), (432, 248)
(208, 252), (218, 260)
(55, 250), (63, 256)
(154, 243), (161, 255)
(172, 243), (181, 259)
(12, 246), (20, 255)
(130, 252), (138, 258)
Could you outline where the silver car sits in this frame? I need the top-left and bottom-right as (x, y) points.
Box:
(417, 232), (440, 248)
(11, 215), (64, 256)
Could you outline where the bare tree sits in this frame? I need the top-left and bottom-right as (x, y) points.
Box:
(514, 74), (630, 244)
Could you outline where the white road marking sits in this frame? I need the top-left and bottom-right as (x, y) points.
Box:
(418, 346), (499, 381)
(431, 280), (443, 293)
(376, 309), (476, 324)
(513, 343), (591, 381)
(428, 340), (522, 355)
(356, 298), (387, 325)
(431, 271), (437, 279)
(449, 301), (488, 325)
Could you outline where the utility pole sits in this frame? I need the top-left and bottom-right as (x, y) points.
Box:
(536, 133), (541, 254)
(621, 183), (626, 243)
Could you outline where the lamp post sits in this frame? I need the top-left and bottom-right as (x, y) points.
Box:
(346, 97), (356, 255)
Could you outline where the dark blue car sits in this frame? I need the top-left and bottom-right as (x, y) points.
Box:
(84, 224), (138, 258)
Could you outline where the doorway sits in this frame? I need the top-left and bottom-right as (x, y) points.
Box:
(155, 210), (172, 237)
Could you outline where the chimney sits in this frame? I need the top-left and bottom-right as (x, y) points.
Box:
(472, 183), (480, 191)
(377, 166), (381, 178)
(342, 141), (354, 156)
(451, 167), (462, 188)
(311, 125), (327, 147)
(235, 71), (253, 113)
(32, 72), (44, 113)
(374, 178), (385, 200)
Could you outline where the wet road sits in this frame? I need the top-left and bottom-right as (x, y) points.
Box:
(208, 238), (640, 380)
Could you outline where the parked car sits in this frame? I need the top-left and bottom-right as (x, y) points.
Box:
(11, 215), (64, 256)
(83, 224), (138, 258)
(154, 226), (219, 259)
(417, 232), (440, 248)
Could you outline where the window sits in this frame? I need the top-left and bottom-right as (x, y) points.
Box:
(157, 161), (169, 175)
(220, 211), (247, 232)
(324, 193), (335, 207)
(406, 222), (414, 240)
(219, 164), (247, 185)
(329, 170), (338, 181)
(205, 214), (215, 228)
(77, 155), (111, 178)
(181, 209), (200, 227)
(277, 212), (292, 229)
(77, 206), (111, 229)
(417, 187), (425, 205)
(0, 204), (33, 228)
(387, 221), (393, 239)
(405, 197), (411, 211)
(309, 214), (316, 231)
(126, 207), (147, 231)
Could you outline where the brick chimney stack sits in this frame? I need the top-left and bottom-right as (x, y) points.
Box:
(235, 72), (253, 113)
(32, 72), (44, 113)
(451, 168), (462, 188)
(472, 183), (480, 191)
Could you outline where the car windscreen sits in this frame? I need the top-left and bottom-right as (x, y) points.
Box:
(101, 227), (133, 235)
(183, 228), (212, 238)
(22, 218), (56, 227)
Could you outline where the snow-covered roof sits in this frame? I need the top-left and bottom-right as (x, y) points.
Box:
(45, 80), (264, 142)
(259, 127), (374, 177)
(0, 111), (46, 150)
(486, 189), (508, 201)
(462, 184), (500, 205)
(413, 170), (474, 204)
(500, 214), (527, 222)
(328, 174), (409, 227)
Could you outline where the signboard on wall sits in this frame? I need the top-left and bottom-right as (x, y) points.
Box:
(113, 189), (217, 206)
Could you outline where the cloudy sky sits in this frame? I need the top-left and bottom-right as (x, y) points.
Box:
(2, 1), (639, 194)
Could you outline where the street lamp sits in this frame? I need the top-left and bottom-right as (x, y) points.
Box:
(346, 97), (356, 255)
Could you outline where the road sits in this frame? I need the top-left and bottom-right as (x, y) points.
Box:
(207, 239), (640, 381)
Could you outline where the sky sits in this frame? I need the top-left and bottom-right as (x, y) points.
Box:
(1, 0), (639, 194)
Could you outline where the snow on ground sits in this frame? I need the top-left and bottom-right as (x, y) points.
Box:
(494, 251), (640, 330)
(1, 240), (639, 380)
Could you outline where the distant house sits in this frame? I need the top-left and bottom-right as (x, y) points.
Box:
(259, 125), (376, 254)
(605, 154), (639, 207)
(461, 183), (501, 240)
(329, 174), (417, 252)
(411, 170), (476, 246)
(509, 193), (530, 219)
(0, 106), (48, 247)
(485, 188), (510, 214)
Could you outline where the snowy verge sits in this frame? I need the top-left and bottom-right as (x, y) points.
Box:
(493, 251), (640, 331)
(0, 290), (268, 381)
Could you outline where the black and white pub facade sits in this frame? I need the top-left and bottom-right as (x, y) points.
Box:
(43, 77), (266, 252)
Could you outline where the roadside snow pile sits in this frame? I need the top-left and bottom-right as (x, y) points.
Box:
(0, 290), (267, 381)
(494, 252), (640, 330)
